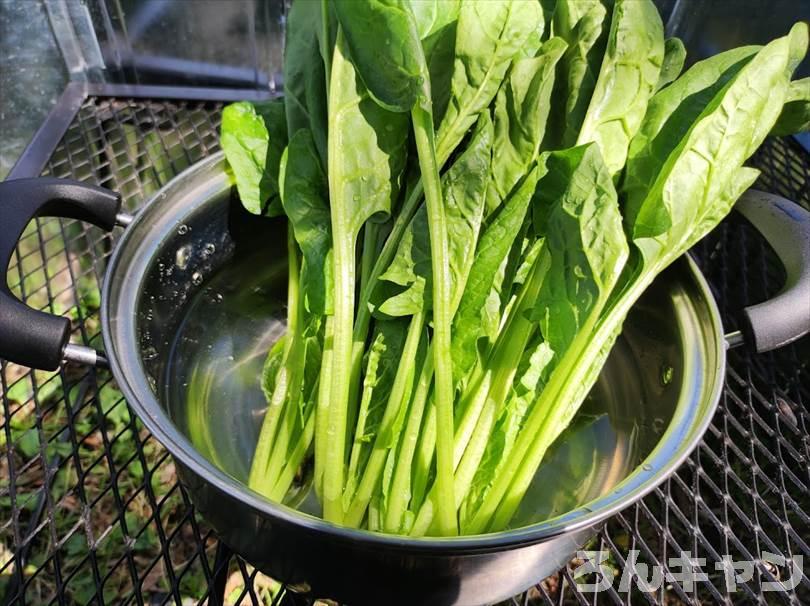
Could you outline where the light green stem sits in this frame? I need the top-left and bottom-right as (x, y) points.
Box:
(383, 349), (434, 533)
(411, 254), (546, 535)
(313, 315), (333, 498)
(248, 228), (301, 496)
(344, 312), (425, 527)
(411, 104), (456, 536)
(270, 404), (317, 502)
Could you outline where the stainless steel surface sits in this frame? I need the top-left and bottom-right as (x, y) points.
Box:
(114, 210), (134, 227)
(96, 152), (726, 605)
(62, 342), (108, 367)
(724, 329), (745, 349)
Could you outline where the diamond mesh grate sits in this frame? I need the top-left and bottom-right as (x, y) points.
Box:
(1, 96), (808, 605)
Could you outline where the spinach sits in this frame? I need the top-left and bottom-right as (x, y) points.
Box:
(220, 0), (809, 537)
(656, 38), (686, 91)
(221, 99), (287, 215)
(546, 0), (608, 149)
(772, 77), (810, 135)
(321, 29), (408, 523)
(576, 0), (665, 174)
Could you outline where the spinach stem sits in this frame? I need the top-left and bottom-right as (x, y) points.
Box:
(411, 104), (457, 536)
(322, 30), (356, 523)
(410, 252), (546, 535)
(248, 227), (301, 496)
(343, 311), (425, 527)
(383, 349), (434, 533)
(270, 398), (317, 502)
(313, 315), (334, 498)
(411, 399), (436, 510)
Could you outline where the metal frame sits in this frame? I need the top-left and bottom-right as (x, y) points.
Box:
(6, 82), (274, 181)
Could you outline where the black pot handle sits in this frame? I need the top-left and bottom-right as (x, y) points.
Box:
(0, 178), (121, 370)
(735, 189), (810, 353)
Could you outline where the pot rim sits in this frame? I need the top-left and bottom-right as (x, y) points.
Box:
(101, 151), (726, 553)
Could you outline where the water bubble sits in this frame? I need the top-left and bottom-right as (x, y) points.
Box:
(175, 244), (191, 270)
(642, 463), (653, 472)
(202, 243), (216, 258)
(142, 346), (158, 361)
(177, 224), (189, 235)
(191, 272), (203, 286)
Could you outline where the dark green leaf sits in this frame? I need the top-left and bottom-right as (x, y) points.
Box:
(281, 130), (333, 315)
(545, 0), (609, 149)
(656, 38), (686, 91)
(771, 77), (810, 135)
(335, 0), (429, 113)
(451, 162), (546, 380)
(221, 99), (287, 216)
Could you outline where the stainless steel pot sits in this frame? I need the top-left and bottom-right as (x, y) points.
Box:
(1, 152), (808, 606)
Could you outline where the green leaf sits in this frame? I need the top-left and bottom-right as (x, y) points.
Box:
(284, 0), (328, 163)
(329, 34), (409, 238)
(771, 77), (810, 136)
(451, 162), (546, 381)
(378, 113), (494, 316)
(532, 144), (629, 353)
(576, 0), (665, 174)
(281, 130), (333, 315)
(221, 99), (287, 216)
(656, 38), (686, 91)
(335, 0), (428, 113)
(626, 24), (807, 248)
(489, 37), (567, 212)
(623, 45), (761, 217)
(546, 0), (609, 149)
(409, 0), (460, 44)
(436, 0), (543, 163)
(420, 2), (460, 125)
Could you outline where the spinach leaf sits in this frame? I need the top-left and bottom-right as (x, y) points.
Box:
(378, 113), (494, 316)
(451, 163), (546, 382)
(623, 45), (760, 212)
(334, 0), (429, 113)
(576, 0), (665, 174)
(284, 0), (328, 164)
(321, 30), (409, 523)
(489, 37), (566, 212)
(437, 0), (544, 162)
(656, 37), (686, 91)
(477, 25), (808, 533)
(221, 99), (287, 215)
(280, 130), (333, 315)
(626, 25), (806, 245)
(465, 143), (629, 534)
(546, 0), (608, 149)
(771, 77), (810, 135)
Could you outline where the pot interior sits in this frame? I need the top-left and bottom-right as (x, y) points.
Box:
(105, 154), (722, 536)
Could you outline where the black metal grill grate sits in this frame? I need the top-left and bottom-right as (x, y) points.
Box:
(1, 96), (808, 606)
